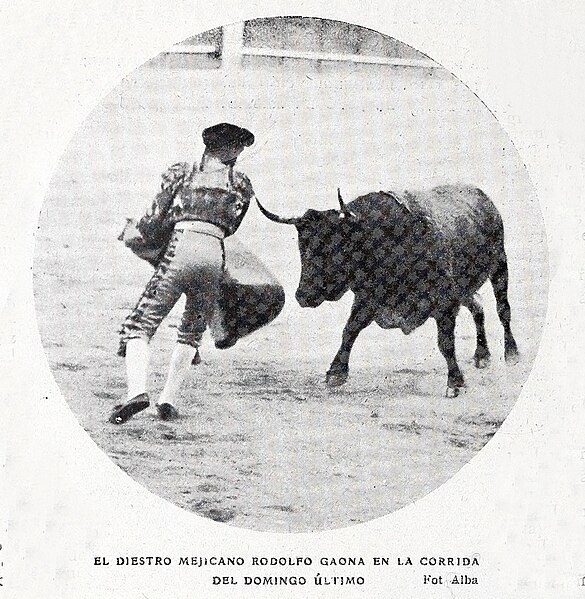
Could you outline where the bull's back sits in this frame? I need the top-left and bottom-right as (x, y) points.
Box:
(402, 185), (504, 296)
(347, 185), (505, 308)
(405, 185), (502, 240)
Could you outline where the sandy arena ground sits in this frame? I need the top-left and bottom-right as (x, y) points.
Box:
(33, 60), (548, 532)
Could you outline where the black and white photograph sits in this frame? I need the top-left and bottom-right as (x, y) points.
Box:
(2, 2), (584, 598)
(33, 16), (546, 532)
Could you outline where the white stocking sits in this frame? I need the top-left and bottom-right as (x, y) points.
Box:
(158, 343), (198, 407)
(125, 338), (150, 401)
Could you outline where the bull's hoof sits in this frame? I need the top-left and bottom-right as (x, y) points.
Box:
(445, 385), (465, 398)
(446, 372), (466, 397)
(474, 355), (490, 369)
(505, 349), (520, 365)
(326, 370), (348, 387)
(473, 347), (491, 369)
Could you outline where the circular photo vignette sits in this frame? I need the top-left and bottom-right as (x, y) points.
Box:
(33, 17), (548, 532)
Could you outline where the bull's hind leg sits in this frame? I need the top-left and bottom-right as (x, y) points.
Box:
(463, 295), (491, 368)
(326, 297), (375, 387)
(436, 306), (465, 397)
(490, 250), (519, 364)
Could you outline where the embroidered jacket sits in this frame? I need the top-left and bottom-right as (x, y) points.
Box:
(138, 161), (256, 240)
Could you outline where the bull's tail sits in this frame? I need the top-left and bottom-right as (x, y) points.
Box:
(489, 247), (519, 363)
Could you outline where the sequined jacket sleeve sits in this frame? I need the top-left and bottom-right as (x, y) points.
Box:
(137, 162), (191, 241)
(226, 170), (256, 236)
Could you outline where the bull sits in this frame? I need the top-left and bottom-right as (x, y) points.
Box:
(257, 185), (519, 397)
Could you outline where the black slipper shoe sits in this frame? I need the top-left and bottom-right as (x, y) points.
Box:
(156, 402), (180, 421)
(109, 393), (150, 424)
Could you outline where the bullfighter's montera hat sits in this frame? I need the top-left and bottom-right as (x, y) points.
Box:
(202, 123), (255, 151)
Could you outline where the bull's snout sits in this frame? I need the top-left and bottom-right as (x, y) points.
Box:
(295, 288), (322, 308)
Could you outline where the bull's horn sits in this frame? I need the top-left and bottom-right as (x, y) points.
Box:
(337, 188), (355, 218)
(256, 199), (300, 225)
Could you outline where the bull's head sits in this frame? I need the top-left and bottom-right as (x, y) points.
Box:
(257, 189), (360, 308)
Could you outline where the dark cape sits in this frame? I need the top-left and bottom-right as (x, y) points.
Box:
(211, 236), (285, 349)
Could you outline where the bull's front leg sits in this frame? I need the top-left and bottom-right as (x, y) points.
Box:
(326, 298), (375, 387)
(436, 306), (465, 397)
